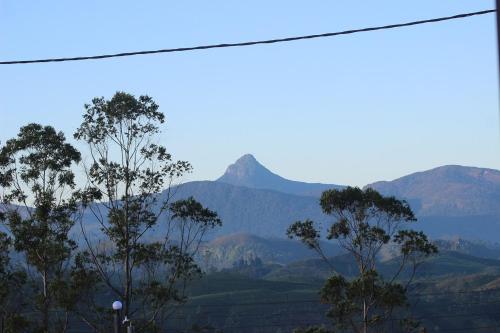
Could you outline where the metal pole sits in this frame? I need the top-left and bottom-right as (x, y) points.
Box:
(496, 1), (500, 145)
(114, 310), (121, 333)
(497, 1), (500, 85)
(123, 316), (133, 333)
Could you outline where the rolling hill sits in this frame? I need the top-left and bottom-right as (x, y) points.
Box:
(164, 180), (327, 238)
(366, 165), (500, 216)
(200, 233), (342, 269)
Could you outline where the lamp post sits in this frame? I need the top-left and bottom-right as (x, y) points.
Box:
(112, 301), (123, 333)
(123, 316), (134, 333)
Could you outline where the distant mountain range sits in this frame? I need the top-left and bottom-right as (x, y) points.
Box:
(167, 155), (500, 240)
(217, 155), (500, 217)
(81, 154), (500, 241)
(366, 165), (500, 216)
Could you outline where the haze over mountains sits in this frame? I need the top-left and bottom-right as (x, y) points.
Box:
(167, 154), (500, 241)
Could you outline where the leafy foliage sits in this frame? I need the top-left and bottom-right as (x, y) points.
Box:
(74, 92), (221, 332)
(287, 187), (437, 333)
(0, 124), (81, 332)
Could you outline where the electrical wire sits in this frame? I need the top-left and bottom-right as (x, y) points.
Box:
(0, 9), (494, 65)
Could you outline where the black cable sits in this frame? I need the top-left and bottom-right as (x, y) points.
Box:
(0, 9), (494, 65)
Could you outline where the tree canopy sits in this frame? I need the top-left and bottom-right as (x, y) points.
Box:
(73, 92), (222, 332)
(0, 124), (81, 332)
(288, 186), (437, 333)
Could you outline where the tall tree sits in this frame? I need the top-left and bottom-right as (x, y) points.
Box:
(0, 124), (81, 333)
(74, 92), (221, 332)
(288, 187), (437, 333)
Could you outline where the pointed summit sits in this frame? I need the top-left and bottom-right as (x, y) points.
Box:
(216, 154), (343, 196)
(217, 154), (282, 188)
(236, 154), (258, 163)
(218, 154), (272, 183)
(228, 154), (262, 172)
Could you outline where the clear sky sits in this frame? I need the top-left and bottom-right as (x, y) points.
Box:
(0, 0), (498, 187)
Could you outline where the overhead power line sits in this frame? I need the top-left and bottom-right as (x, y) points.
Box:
(0, 9), (494, 65)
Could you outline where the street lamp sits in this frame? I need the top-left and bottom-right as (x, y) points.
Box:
(112, 301), (122, 333)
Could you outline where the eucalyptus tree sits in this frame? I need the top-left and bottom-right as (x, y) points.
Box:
(74, 92), (221, 331)
(288, 187), (437, 333)
(0, 124), (81, 332)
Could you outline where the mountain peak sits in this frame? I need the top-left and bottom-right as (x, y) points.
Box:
(230, 154), (262, 173)
(217, 154), (277, 187)
(236, 154), (258, 163)
(216, 154), (343, 196)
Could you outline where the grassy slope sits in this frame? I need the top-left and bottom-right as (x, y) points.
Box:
(169, 251), (500, 332)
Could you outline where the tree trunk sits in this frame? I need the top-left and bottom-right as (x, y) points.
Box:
(123, 201), (131, 318)
(125, 248), (130, 318)
(124, 162), (131, 319)
(363, 299), (368, 333)
(42, 269), (49, 333)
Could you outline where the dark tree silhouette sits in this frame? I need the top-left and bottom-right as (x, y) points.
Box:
(288, 187), (437, 333)
(0, 124), (81, 332)
(74, 92), (221, 332)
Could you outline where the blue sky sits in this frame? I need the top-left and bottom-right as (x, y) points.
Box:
(0, 0), (497, 186)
